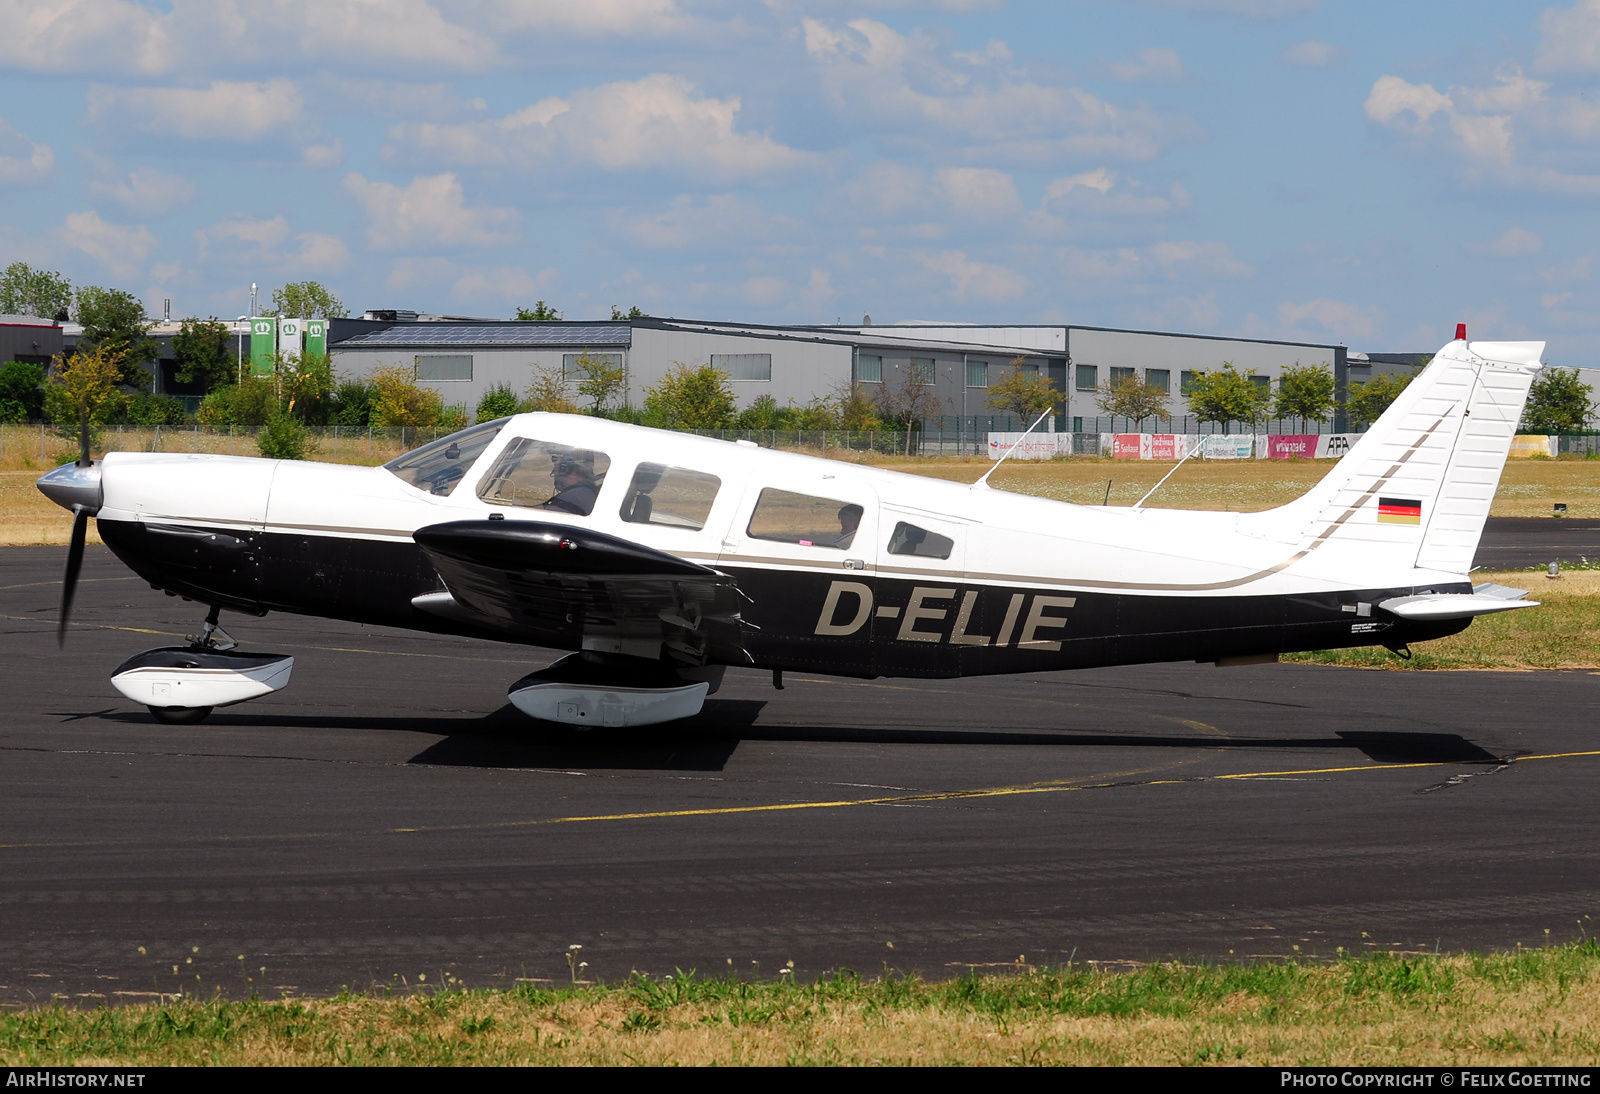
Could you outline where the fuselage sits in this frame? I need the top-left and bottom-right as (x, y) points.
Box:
(87, 414), (1471, 679)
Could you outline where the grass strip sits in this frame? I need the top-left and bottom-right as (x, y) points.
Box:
(5, 943), (1600, 1066)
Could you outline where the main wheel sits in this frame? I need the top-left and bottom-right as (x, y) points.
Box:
(148, 706), (213, 725)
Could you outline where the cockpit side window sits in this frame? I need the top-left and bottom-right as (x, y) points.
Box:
(746, 488), (863, 549)
(887, 521), (954, 560)
(620, 463), (721, 530)
(384, 419), (506, 497)
(475, 438), (611, 516)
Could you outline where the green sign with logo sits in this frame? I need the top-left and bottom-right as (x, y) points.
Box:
(304, 319), (327, 358)
(249, 318), (276, 376)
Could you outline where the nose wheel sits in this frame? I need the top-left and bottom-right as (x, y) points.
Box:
(148, 705), (214, 725)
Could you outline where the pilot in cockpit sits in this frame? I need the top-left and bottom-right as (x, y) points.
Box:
(542, 450), (600, 515)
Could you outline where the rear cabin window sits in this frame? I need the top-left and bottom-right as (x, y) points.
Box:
(887, 521), (954, 560)
(620, 463), (721, 530)
(384, 420), (506, 496)
(747, 489), (863, 550)
(475, 438), (611, 516)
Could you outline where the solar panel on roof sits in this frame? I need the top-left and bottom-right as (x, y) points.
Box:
(336, 323), (629, 349)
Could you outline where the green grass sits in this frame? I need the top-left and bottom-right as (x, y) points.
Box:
(6, 943), (1600, 1065)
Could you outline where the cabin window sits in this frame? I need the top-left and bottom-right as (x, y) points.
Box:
(858, 354), (883, 383)
(384, 420), (505, 496)
(712, 353), (773, 381)
(620, 463), (721, 530)
(1075, 364), (1098, 391)
(414, 354), (473, 382)
(475, 437), (611, 515)
(887, 521), (954, 560)
(747, 489), (863, 550)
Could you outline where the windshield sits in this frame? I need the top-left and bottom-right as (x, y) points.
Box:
(384, 419), (507, 496)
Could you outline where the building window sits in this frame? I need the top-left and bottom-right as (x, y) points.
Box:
(912, 357), (936, 386)
(1109, 366), (1136, 383)
(1180, 370), (1198, 394)
(1146, 369), (1170, 394)
(1251, 374), (1270, 392)
(858, 353), (883, 383)
(562, 351), (623, 380)
(1075, 364), (1098, 391)
(966, 360), (989, 388)
(1019, 362), (1039, 376)
(414, 354), (472, 382)
(711, 353), (772, 381)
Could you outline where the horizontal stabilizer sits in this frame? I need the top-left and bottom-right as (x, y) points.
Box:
(1378, 592), (1538, 620)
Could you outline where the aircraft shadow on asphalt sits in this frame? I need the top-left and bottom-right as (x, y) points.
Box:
(87, 703), (1500, 772)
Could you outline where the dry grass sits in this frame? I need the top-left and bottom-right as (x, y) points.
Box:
(6, 946), (1600, 1065)
(1285, 569), (1600, 672)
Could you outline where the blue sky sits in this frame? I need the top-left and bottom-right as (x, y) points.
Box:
(0, 0), (1595, 360)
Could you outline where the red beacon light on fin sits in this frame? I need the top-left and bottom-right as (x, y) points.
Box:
(1456, 323), (1467, 341)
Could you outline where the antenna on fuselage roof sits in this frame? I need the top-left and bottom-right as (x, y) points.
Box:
(1131, 435), (1205, 510)
(973, 407), (1053, 490)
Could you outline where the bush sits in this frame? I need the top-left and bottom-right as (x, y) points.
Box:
(122, 392), (188, 427)
(370, 364), (442, 428)
(438, 404), (468, 432)
(197, 376), (278, 429)
(330, 379), (373, 427)
(524, 364), (578, 414)
(476, 382), (521, 422)
(257, 413), (308, 460)
(642, 363), (736, 429)
(0, 360), (45, 423)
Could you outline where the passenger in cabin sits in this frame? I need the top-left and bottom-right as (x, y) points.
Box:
(827, 504), (863, 549)
(542, 450), (601, 515)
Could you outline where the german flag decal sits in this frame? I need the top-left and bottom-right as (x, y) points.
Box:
(1377, 497), (1422, 525)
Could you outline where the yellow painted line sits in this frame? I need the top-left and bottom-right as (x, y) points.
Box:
(0, 577), (140, 592)
(2, 748), (1596, 853)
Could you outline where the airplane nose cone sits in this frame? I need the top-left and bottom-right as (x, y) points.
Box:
(36, 461), (103, 514)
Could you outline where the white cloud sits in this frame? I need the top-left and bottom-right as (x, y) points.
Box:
(0, 0), (171, 75)
(62, 210), (156, 276)
(1150, 240), (1252, 277)
(88, 80), (304, 140)
(1364, 67), (1600, 195)
(1536, 0), (1600, 73)
(934, 168), (1021, 217)
(450, 265), (556, 306)
(302, 140), (344, 168)
(918, 250), (1027, 301)
(1039, 168), (1190, 218)
(1054, 239), (1250, 281)
(1132, 0), (1317, 15)
(0, 117), (54, 184)
(1278, 297), (1378, 339)
(803, 18), (1189, 163)
(195, 215), (349, 272)
(87, 166), (194, 214)
(1486, 227), (1543, 257)
(343, 172), (518, 251)
(1281, 40), (1347, 68)
(619, 194), (800, 249)
(396, 73), (817, 180)
(1108, 47), (1192, 83)
(475, 0), (690, 36)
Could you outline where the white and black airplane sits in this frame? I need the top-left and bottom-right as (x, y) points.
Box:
(37, 332), (1544, 727)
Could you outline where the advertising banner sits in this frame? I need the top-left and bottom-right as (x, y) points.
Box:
(1148, 434), (1202, 460)
(985, 433), (1059, 460)
(1264, 434), (1319, 459)
(278, 316), (304, 360)
(304, 319), (327, 358)
(1201, 435), (1256, 459)
(1509, 434), (1558, 458)
(1314, 434), (1357, 459)
(248, 317), (275, 376)
(1111, 433), (1149, 459)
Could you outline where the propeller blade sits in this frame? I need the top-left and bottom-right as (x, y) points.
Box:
(78, 414), (91, 467)
(58, 506), (88, 648)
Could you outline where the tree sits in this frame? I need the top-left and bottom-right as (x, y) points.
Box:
(643, 363), (736, 429)
(274, 350), (333, 421)
(0, 262), (72, 320)
(1345, 371), (1413, 428)
(44, 345), (124, 440)
(875, 361), (947, 454)
(1096, 374), (1168, 428)
(0, 361), (45, 423)
(516, 301), (561, 321)
(74, 286), (157, 388)
(476, 382), (522, 422)
(1273, 361), (1335, 423)
(1182, 362), (1270, 432)
(172, 317), (236, 391)
(329, 379), (374, 427)
(571, 349), (627, 413)
(1522, 366), (1595, 433)
(197, 376), (278, 429)
(525, 363), (579, 413)
(369, 363), (443, 428)
(271, 281), (348, 319)
(833, 381), (882, 431)
(610, 305), (647, 320)
(986, 359), (1058, 423)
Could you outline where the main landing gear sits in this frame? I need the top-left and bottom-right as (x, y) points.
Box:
(109, 606), (294, 726)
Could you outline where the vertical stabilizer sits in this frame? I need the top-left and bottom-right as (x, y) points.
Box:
(1259, 338), (1543, 576)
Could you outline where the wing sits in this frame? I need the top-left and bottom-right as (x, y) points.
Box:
(411, 520), (752, 665)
